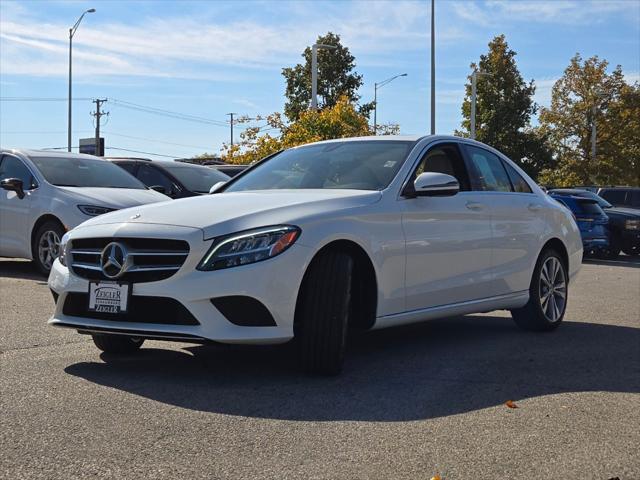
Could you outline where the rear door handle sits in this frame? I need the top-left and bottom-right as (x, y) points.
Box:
(528, 203), (542, 212)
(466, 201), (484, 211)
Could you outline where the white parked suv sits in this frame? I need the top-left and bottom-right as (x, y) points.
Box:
(0, 149), (168, 274)
(48, 136), (582, 374)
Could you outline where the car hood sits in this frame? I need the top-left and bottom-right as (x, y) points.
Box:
(77, 189), (382, 238)
(604, 207), (640, 219)
(58, 186), (169, 208)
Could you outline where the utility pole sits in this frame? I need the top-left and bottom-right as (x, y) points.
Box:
(430, 0), (435, 135)
(227, 113), (236, 147)
(373, 73), (407, 135)
(311, 43), (337, 110)
(470, 69), (490, 140)
(591, 105), (597, 160)
(91, 98), (108, 156)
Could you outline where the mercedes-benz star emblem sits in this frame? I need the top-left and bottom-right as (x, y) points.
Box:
(100, 242), (131, 279)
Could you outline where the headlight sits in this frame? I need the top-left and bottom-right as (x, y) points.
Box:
(77, 205), (116, 216)
(197, 225), (300, 271)
(58, 233), (70, 267)
(625, 219), (640, 230)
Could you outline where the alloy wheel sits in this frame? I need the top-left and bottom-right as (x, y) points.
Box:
(38, 230), (61, 271)
(538, 256), (566, 322)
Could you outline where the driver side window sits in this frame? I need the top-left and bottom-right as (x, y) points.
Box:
(0, 155), (37, 190)
(414, 143), (471, 191)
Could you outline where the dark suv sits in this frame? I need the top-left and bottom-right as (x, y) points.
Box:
(106, 158), (229, 199)
(597, 187), (640, 210)
(550, 189), (640, 257)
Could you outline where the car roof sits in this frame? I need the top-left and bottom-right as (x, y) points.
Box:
(107, 157), (212, 170)
(549, 189), (593, 195)
(3, 148), (100, 160)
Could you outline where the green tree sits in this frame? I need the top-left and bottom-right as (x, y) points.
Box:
(538, 54), (639, 187)
(223, 97), (371, 164)
(458, 35), (552, 178)
(282, 32), (373, 122)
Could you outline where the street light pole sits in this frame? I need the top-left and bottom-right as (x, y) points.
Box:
(373, 73), (407, 135)
(430, 0), (435, 135)
(67, 8), (95, 153)
(470, 69), (490, 140)
(311, 43), (337, 110)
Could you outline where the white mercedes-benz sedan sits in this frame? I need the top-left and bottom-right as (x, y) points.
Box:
(48, 135), (582, 374)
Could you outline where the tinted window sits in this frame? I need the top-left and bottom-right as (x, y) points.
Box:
(631, 191), (640, 207)
(465, 146), (512, 192)
(137, 165), (175, 194)
(415, 144), (471, 191)
(225, 141), (414, 192)
(162, 164), (229, 193)
(0, 155), (37, 189)
(502, 161), (532, 193)
(576, 200), (605, 215)
(114, 161), (137, 175)
(30, 156), (145, 189)
(600, 190), (626, 205)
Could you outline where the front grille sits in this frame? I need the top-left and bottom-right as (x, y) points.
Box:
(63, 292), (200, 325)
(69, 237), (189, 283)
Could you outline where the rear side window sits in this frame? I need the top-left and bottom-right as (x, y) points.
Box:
(600, 190), (626, 205)
(502, 161), (532, 193)
(465, 146), (512, 192)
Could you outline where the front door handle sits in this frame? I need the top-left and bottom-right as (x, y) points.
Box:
(466, 201), (484, 211)
(528, 203), (542, 212)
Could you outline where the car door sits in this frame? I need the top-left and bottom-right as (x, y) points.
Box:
(0, 154), (37, 257)
(462, 145), (544, 296)
(401, 142), (494, 311)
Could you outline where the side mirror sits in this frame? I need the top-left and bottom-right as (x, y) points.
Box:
(413, 172), (459, 197)
(1, 178), (25, 199)
(209, 181), (227, 194)
(149, 185), (166, 194)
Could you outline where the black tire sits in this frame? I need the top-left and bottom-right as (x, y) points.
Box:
(32, 220), (65, 276)
(295, 250), (353, 375)
(605, 233), (621, 259)
(622, 247), (639, 257)
(511, 249), (568, 332)
(92, 334), (144, 354)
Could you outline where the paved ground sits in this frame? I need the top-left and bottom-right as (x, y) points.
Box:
(1, 256), (639, 480)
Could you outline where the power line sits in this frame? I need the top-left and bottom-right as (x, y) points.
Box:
(103, 131), (212, 150)
(109, 98), (229, 127)
(105, 146), (179, 159)
(0, 97), (93, 101)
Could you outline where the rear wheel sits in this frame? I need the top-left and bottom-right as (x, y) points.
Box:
(622, 247), (639, 257)
(32, 220), (65, 275)
(605, 233), (621, 259)
(295, 250), (353, 375)
(511, 249), (568, 331)
(92, 334), (144, 354)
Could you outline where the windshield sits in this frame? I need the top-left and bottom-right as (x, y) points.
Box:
(31, 156), (146, 189)
(162, 164), (229, 193)
(224, 140), (415, 192)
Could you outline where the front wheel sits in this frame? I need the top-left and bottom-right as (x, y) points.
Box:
(92, 334), (144, 354)
(33, 220), (65, 275)
(295, 250), (353, 375)
(511, 249), (568, 331)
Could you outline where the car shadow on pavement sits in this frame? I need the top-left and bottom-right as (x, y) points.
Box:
(65, 315), (640, 422)
(0, 259), (46, 281)
(583, 255), (640, 268)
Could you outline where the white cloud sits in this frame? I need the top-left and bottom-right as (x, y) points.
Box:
(452, 0), (636, 26)
(0, 1), (466, 80)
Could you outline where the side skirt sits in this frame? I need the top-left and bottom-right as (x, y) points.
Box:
(373, 291), (529, 330)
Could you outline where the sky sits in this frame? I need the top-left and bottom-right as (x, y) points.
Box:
(1, 0), (639, 160)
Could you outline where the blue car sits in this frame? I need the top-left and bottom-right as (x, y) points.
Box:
(550, 194), (610, 257)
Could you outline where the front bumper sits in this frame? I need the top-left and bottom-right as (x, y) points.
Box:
(48, 227), (313, 345)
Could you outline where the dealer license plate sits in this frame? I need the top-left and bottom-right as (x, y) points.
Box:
(88, 281), (130, 314)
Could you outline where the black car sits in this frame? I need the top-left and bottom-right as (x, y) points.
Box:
(207, 163), (248, 178)
(597, 187), (640, 210)
(106, 158), (229, 199)
(550, 189), (640, 257)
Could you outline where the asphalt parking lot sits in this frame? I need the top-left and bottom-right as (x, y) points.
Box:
(1, 257), (639, 480)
